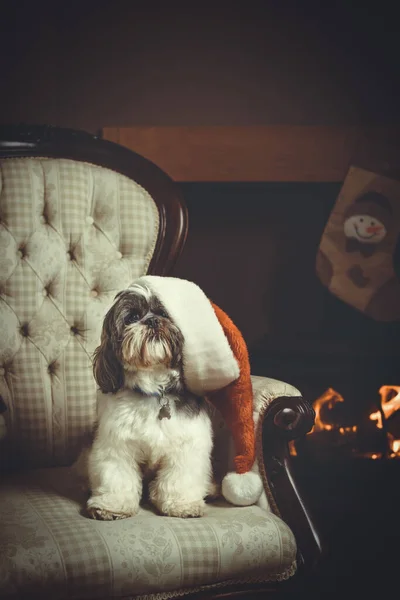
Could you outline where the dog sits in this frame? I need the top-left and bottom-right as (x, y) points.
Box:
(85, 282), (214, 520)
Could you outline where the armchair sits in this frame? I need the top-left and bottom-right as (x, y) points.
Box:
(0, 125), (322, 599)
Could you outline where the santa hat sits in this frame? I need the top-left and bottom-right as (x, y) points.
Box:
(132, 275), (263, 506)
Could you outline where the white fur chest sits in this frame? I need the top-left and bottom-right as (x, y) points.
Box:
(96, 389), (211, 469)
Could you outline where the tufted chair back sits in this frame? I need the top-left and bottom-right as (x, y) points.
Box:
(0, 126), (187, 471)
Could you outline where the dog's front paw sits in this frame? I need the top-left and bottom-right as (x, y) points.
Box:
(86, 495), (139, 520)
(87, 507), (130, 521)
(158, 499), (206, 518)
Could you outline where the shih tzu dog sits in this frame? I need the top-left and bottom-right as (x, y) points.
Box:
(85, 282), (214, 521)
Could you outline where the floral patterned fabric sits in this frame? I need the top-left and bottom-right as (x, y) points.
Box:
(0, 467), (296, 599)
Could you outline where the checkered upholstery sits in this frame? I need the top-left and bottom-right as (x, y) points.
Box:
(0, 157), (159, 469)
(0, 467), (296, 599)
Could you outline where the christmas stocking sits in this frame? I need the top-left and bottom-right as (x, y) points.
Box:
(316, 166), (400, 321)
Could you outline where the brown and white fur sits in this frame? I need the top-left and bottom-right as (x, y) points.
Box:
(85, 283), (213, 520)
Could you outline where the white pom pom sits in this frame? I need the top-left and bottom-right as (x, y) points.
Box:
(221, 471), (263, 506)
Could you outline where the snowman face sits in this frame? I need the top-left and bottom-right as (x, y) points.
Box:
(343, 214), (387, 244)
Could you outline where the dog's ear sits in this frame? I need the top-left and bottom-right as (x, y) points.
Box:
(92, 334), (123, 393)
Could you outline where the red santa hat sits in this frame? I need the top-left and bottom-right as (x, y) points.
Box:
(133, 276), (263, 506)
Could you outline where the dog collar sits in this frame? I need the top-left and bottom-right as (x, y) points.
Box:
(132, 385), (163, 398)
(132, 385), (172, 420)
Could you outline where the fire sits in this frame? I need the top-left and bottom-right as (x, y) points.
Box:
(387, 434), (400, 458)
(369, 386), (400, 458)
(369, 385), (400, 429)
(294, 385), (400, 460)
(339, 426), (357, 434)
(289, 440), (297, 456)
(310, 387), (345, 433)
(392, 439), (400, 454)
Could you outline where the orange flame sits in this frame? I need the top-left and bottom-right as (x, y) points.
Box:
(386, 433), (400, 459)
(310, 387), (345, 433)
(392, 439), (400, 453)
(303, 385), (400, 460)
(369, 386), (400, 458)
(370, 385), (400, 429)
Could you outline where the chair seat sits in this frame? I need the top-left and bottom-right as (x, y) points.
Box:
(0, 467), (297, 599)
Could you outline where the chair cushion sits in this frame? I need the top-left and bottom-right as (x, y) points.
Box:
(0, 467), (297, 599)
(0, 157), (159, 469)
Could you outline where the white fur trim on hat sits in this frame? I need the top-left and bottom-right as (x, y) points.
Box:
(221, 471), (263, 506)
(132, 276), (240, 395)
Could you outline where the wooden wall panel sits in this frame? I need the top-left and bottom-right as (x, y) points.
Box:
(102, 126), (400, 182)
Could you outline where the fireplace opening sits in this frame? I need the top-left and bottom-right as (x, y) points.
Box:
(290, 385), (400, 461)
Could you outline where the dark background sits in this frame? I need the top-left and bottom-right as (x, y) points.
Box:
(1, 2), (399, 130)
(2, 3), (400, 597)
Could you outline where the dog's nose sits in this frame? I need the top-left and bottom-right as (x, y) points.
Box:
(146, 316), (160, 328)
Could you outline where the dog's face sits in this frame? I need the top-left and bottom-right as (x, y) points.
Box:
(93, 284), (184, 393)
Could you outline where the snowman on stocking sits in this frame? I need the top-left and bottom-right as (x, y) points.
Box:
(316, 166), (400, 321)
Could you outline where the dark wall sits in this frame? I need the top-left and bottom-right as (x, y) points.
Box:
(1, 3), (399, 131)
(2, 2), (399, 355)
(173, 183), (400, 351)
(173, 183), (339, 346)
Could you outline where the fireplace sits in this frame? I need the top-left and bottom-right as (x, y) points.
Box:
(289, 385), (400, 462)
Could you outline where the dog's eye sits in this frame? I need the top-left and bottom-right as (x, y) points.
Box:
(125, 313), (140, 324)
(159, 309), (168, 318)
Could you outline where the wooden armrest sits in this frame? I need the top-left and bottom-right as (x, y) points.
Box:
(261, 394), (324, 572)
